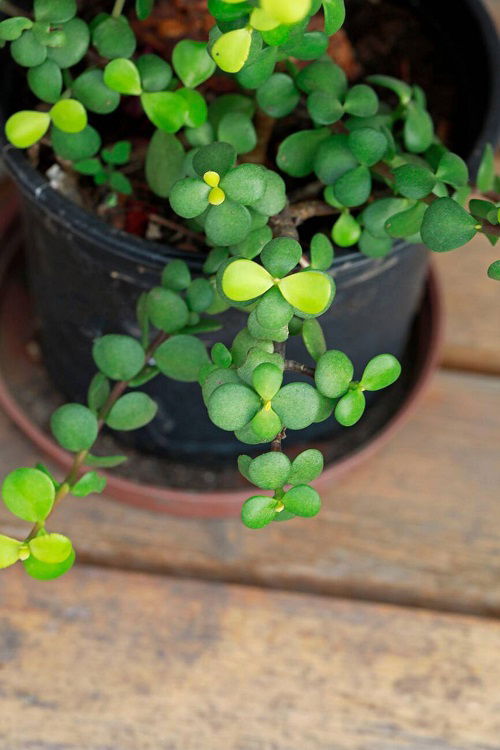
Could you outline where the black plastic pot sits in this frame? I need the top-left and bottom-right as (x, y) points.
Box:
(1, 0), (499, 463)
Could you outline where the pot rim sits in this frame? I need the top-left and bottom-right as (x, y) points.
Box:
(0, 0), (499, 273)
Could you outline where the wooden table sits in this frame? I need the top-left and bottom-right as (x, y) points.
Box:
(1, 7), (499, 747)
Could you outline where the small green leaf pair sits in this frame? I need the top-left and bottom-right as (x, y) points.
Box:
(74, 141), (133, 196)
(239, 447), (324, 491)
(6, 98), (87, 149)
(0, 529), (74, 579)
(170, 143), (283, 245)
(315, 351), (402, 426)
(241, 483), (322, 529)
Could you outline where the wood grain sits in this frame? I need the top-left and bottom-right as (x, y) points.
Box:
(2, 370), (500, 616)
(1, 565), (500, 750)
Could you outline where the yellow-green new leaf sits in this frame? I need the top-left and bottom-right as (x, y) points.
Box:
(278, 271), (334, 315)
(29, 533), (73, 564)
(5, 111), (51, 148)
(212, 28), (252, 73)
(0, 535), (22, 569)
(222, 259), (274, 302)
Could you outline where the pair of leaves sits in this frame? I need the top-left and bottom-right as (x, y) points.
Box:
(6, 99), (87, 149)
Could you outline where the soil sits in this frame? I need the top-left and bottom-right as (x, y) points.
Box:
(22, 0), (464, 257)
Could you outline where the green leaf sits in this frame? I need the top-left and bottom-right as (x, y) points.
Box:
(141, 91), (187, 133)
(231, 328), (273, 368)
(313, 134), (358, 185)
(202, 367), (241, 404)
(393, 164), (436, 199)
(205, 201), (252, 246)
(209, 0), (253, 22)
(87, 373), (111, 413)
(435, 152), (468, 188)
(278, 270), (334, 315)
(302, 319), (326, 361)
(241, 495), (277, 529)
(50, 99), (87, 133)
(27, 60), (63, 104)
(358, 231), (392, 258)
(155, 335), (209, 383)
(315, 349), (353, 398)
(252, 362), (283, 400)
(2, 468), (55, 523)
(136, 0), (155, 20)
(261, 237), (302, 278)
(366, 74), (412, 104)
(74, 157), (102, 176)
(361, 354), (401, 391)
(255, 287), (294, 329)
(333, 165), (371, 208)
(421, 198), (478, 252)
(104, 58), (142, 95)
(109, 171), (132, 195)
(282, 485), (321, 517)
(236, 46), (277, 89)
(0, 18), (33, 42)
(237, 347), (284, 386)
(5, 111), (51, 148)
(249, 170), (287, 216)
(102, 141), (131, 166)
(92, 16), (136, 59)
(238, 454), (252, 482)
(385, 202), (427, 239)
(208, 382), (261, 431)
(323, 0), (345, 34)
(249, 407), (282, 441)
(288, 449), (324, 485)
(344, 85), (378, 117)
(85, 454), (127, 468)
(296, 60), (347, 97)
(332, 211), (361, 247)
(217, 112), (257, 155)
(0, 535), (22, 569)
(71, 471), (107, 497)
(136, 53), (172, 92)
(248, 311), (289, 343)
(257, 73), (300, 118)
(248, 452), (291, 490)
(477, 144), (495, 192)
(211, 342), (232, 369)
(147, 287), (189, 333)
(176, 88), (207, 129)
(307, 92), (344, 126)
(212, 28), (253, 73)
(172, 40), (216, 88)
(162, 259), (192, 291)
(93, 335), (145, 381)
(272, 383), (321, 430)
(51, 404), (99, 452)
(310, 233), (334, 271)
(106, 392), (158, 431)
(46, 18), (89, 68)
(487, 261), (500, 281)
(231, 226), (273, 260)
(193, 141), (237, 179)
(51, 124), (101, 160)
(404, 102), (434, 153)
(186, 278), (214, 313)
(29, 532), (72, 564)
(220, 164), (266, 205)
(335, 388), (366, 426)
(169, 177), (210, 218)
(11, 29), (47, 67)
(277, 128), (330, 178)
(34, 0), (76, 23)
(361, 197), (408, 239)
(23, 548), (75, 580)
(348, 127), (387, 166)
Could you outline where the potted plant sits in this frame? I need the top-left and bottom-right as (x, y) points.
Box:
(0, 0), (498, 580)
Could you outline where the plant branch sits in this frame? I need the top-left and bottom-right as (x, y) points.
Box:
(112, 0), (127, 17)
(289, 200), (339, 226)
(25, 331), (168, 542)
(271, 428), (286, 452)
(479, 221), (500, 238)
(241, 111), (275, 166)
(285, 360), (315, 378)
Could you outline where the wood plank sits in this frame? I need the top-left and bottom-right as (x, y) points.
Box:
(436, 228), (500, 376)
(2, 370), (500, 616)
(1, 565), (500, 750)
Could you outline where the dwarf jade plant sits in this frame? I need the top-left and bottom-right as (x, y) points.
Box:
(0, 0), (499, 579)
